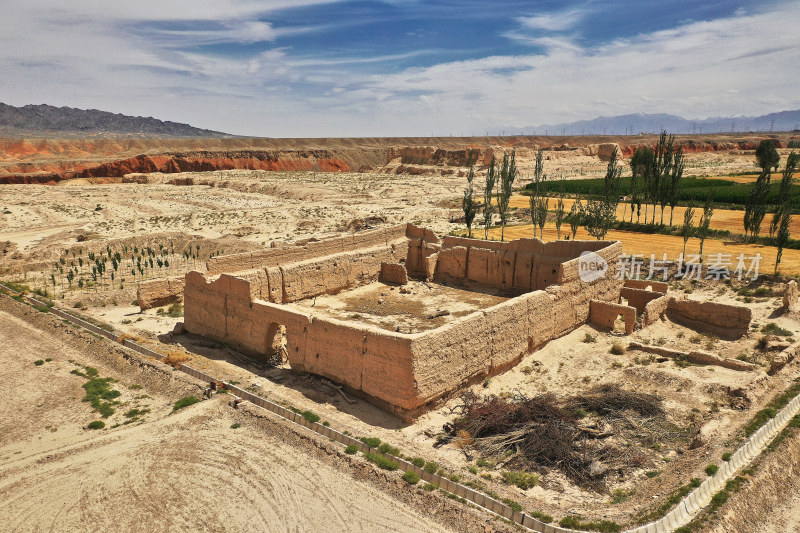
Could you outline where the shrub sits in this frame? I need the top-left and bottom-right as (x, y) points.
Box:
(722, 452), (732, 462)
(360, 437), (381, 448)
(468, 466), (478, 474)
(173, 396), (201, 411)
(645, 470), (661, 478)
(411, 457), (425, 468)
(610, 341), (626, 355)
(301, 411), (320, 424)
(162, 350), (190, 368)
(690, 477), (702, 487)
(423, 483), (438, 491)
(476, 459), (490, 467)
(345, 444), (358, 455)
(530, 510), (553, 523)
(611, 489), (630, 504)
(582, 332), (597, 343)
(402, 471), (421, 485)
(705, 464), (719, 476)
(501, 470), (539, 490)
(230, 423), (241, 429)
(424, 461), (439, 474)
(762, 322), (792, 336)
(87, 420), (105, 430)
(502, 498), (523, 512)
(34, 359), (45, 366)
(124, 408), (149, 418)
(378, 442), (400, 456)
(365, 451), (399, 471)
(711, 490), (730, 506)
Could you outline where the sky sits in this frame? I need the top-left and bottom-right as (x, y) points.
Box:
(1, 0), (798, 137)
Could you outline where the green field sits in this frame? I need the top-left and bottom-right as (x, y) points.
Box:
(526, 176), (800, 209)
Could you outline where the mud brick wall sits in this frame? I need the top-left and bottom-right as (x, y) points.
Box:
(590, 299), (636, 334)
(620, 286), (666, 314)
(623, 279), (668, 293)
(136, 276), (185, 310)
(667, 296), (752, 336)
(206, 224), (408, 274)
(433, 236), (619, 292)
(642, 294), (669, 326)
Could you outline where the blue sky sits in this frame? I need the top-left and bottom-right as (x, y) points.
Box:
(1, 1), (798, 136)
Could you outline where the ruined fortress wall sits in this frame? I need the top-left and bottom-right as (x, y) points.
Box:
(667, 296), (752, 336)
(206, 224), (408, 275)
(589, 300), (636, 334)
(409, 274), (623, 406)
(620, 286), (665, 314)
(184, 270), (419, 410)
(642, 294), (669, 326)
(136, 276), (185, 310)
(432, 236), (617, 292)
(624, 279), (669, 293)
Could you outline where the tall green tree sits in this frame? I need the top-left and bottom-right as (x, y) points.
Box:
(774, 151), (799, 274)
(679, 203), (695, 259)
(461, 149), (478, 238)
(529, 148), (545, 238)
(497, 149), (517, 241)
(697, 191), (715, 263)
(631, 147), (654, 223)
(535, 196), (548, 239)
(554, 194), (566, 239)
(568, 195), (582, 239)
(483, 156), (496, 239)
(667, 146), (685, 225)
(744, 140), (780, 241)
(651, 131), (675, 224)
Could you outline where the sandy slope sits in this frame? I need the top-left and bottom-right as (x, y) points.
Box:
(0, 305), (455, 533)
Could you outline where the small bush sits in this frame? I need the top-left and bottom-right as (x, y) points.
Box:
(124, 408), (149, 418)
(645, 470), (661, 478)
(345, 444), (358, 454)
(34, 359), (45, 366)
(87, 420), (105, 430)
(722, 452), (732, 462)
(365, 451), (399, 471)
(711, 490), (729, 506)
(424, 461), (439, 474)
(762, 323), (792, 336)
(402, 471), (421, 485)
(423, 483), (438, 491)
(609, 341), (626, 355)
(360, 437), (381, 448)
(501, 470), (539, 490)
(582, 332), (597, 343)
(301, 410), (320, 424)
(502, 498), (523, 512)
(611, 489), (630, 504)
(690, 477), (702, 487)
(230, 423), (241, 429)
(529, 510), (553, 523)
(468, 465), (478, 474)
(705, 464), (719, 476)
(411, 457), (425, 468)
(162, 350), (190, 368)
(173, 396), (201, 411)
(378, 442), (400, 456)
(476, 459), (490, 467)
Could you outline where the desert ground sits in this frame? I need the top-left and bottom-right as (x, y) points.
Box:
(2, 134), (800, 532)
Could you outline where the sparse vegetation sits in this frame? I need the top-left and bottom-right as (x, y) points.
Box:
(402, 471), (421, 485)
(345, 444), (358, 454)
(173, 396), (201, 411)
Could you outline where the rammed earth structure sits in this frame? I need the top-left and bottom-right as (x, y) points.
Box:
(183, 224), (623, 420)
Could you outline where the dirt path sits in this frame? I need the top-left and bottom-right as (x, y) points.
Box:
(0, 304), (457, 533)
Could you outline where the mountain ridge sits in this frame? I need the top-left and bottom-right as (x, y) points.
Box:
(0, 103), (231, 138)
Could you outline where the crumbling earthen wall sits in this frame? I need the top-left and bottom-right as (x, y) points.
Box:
(206, 224), (408, 275)
(589, 299), (636, 334)
(667, 296), (752, 337)
(136, 276), (185, 310)
(623, 279), (669, 293)
(642, 294), (669, 326)
(620, 286), (665, 314)
(184, 228), (624, 419)
(433, 236), (617, 292)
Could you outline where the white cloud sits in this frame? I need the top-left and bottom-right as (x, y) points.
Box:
(0, 1), (798, 137)
(518, 8), (586, 32)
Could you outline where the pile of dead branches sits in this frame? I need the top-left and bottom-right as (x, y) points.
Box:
(447, 385), (688, 489)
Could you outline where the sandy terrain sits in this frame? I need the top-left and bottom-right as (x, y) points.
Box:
(0, 300), (461, 533)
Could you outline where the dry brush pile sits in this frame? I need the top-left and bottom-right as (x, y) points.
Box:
(446, 385), (691, 490)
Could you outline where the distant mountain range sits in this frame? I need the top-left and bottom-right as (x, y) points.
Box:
(0, 103), (230, 138)
(512, 110), (800, 136)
